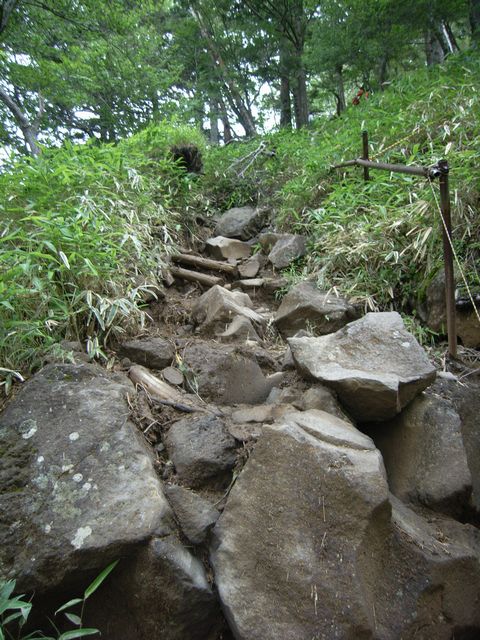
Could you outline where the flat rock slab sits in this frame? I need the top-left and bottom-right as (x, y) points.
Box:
(267, 234), (307, 269)
(274, 281), (359, 337)
(214, 206), (269, 240)
(0, 364), (173, 591)
(164, 415), (237, 489)
(205, 236), (251, 261)
(369, 380), (472, 518)
(119, 337), (174, 369)
(289, 312), (436, 421)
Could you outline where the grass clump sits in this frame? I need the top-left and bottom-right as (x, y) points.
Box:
(0, 122), (205, 377)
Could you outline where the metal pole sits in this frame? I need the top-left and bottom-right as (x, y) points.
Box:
(333, 158), (432, 178)
(438, 160), (457, 358)
(362, 131), (370, 182)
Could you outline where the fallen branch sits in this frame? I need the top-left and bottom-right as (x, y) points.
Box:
(172, 253), (238, 275)
(170, 265), (223, 287)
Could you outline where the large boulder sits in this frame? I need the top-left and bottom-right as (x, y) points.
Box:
(0, 363), (173, 590)
(85, 535), (223, 640)
(214, 206), (269, 240)
(368, 380), (472, 518)
(0, 363), (223, 639)
(267, 234), (307, 269)
(211, 409), (480, 640)
(192, 285), (264, 335)
(274, 281), (359, 337)
(289, 312), (436, 421)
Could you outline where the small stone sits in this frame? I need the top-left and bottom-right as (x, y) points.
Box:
(205, 236), (251, 260)
(164, 485), (220, 544)
(267, 234), (307, 269)
(162, 367), (184, 386)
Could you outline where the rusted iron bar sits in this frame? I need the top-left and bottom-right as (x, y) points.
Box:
(333, 157), (439, 178)
(362, 131), (370, 182)
(438, 160), (457, 358)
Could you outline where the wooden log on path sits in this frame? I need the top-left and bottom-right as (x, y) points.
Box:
(172, 252), (238, 275)
(170, 265), (223, 287)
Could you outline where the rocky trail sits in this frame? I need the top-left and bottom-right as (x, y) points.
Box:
(1, 205), (480, 640)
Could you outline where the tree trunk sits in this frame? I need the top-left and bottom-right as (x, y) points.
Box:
(378, 54), (389, 90)
(334, 64), (346, 115)
(470, 0), (480, 45)
(190, 6), (256, 137)
(217, 94), (233, 144)
(424, 29), (445, 65)
(0, 0), (19, 38)
(209, 99), (220, 145)
(279, 42), (292, 129)
(292, 59), (308, 129)
(0, 87), (43, 156)
(442, 21), (459, 52)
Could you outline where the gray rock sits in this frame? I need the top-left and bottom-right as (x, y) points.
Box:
(217, 315), (261, 343)
(214, 206), (269, 240)
(302, 385), (352, 422)
(238, 254), (266, 279)
(231, 404), (294, 424)
(257, 232), (283, 251)
(164, 485), (220, 544)
(86, 535), (223, 640)
(211, 409), (480, 640)
(274, 281), (359, 337)
(289, 312), (436, 421)
(369, 382), (472, 518)
(267, 234), (307, 269)
(211, 409), (387, 640)
(0, 363), (174, 592)
(205, 236), (251, 261)
(181, 341), (278, 403)
(192, 285), (264, 335)
(164, 415), (237, 488)
(119, 337), (174, 369)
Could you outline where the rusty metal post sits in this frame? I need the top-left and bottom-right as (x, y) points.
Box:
(362, 131), (370, 181)
(438, 160), (457, 358)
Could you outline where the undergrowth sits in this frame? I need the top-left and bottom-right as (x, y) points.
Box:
(0, 123), (204, 377)
(198, 51), (480, 311)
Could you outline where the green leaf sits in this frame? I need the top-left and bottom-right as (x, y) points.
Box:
(58, 629), (100, 639)
(64, 612), (82, 625)
(84, 560), (119, 600)
(55, 598), (83, 615)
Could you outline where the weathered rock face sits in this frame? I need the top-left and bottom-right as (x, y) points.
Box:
(211, 409), (480, 640)
(238, 253), (266, 279)
(164, 415), (237, 488)
(118, 337), (175, 369)
(289, 312), (436, 421)
(164, 485), (220, 544)
(211, 409), (388, 640)
(205, 236), (251, 261)
(214, 206), (269, 240)
(217, 315), (261, 343)
(267, 233), (307, 269)
(368, 381), (472, 518)
(86, 535), (223, 640)
(192, 285), (264, 334)
(275, 282), (359, 337)
(181, 341), (281, 404)
(0, 363), (173, 591)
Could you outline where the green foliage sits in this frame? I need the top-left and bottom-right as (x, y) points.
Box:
(0, 561), (118, 640)
(200, 52), (480, 311)
(0, 122), (203, 377)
